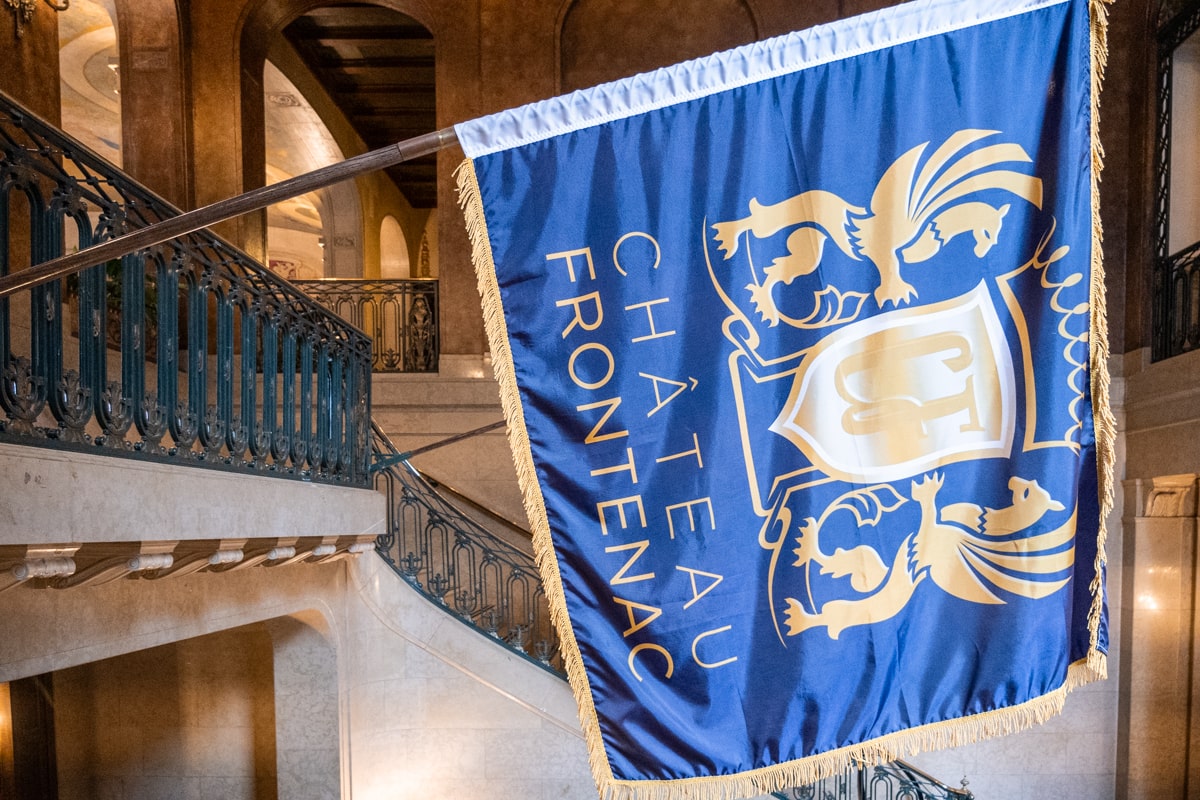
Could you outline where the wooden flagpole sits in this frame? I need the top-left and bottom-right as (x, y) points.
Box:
(0, 127), (459, 298)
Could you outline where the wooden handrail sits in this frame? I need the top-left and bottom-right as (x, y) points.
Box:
(0, 127), (459, 298)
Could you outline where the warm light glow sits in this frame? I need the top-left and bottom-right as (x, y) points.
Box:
(1136, 593), (1160, 611)
(0, 681), (11, 763)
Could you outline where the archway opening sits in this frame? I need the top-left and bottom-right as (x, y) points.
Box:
(58, 0), (121, 166)
(263, 60), (347, 279)
(379, 215), (409, 278)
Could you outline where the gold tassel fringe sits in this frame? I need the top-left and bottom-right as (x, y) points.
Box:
(455, 159), (617, 793)
(1086, 0), (1115, 681)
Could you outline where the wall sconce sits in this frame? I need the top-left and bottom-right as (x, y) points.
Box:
(5, 0), (70, 39)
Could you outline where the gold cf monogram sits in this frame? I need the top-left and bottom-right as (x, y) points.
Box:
(833, 332), (985, 443)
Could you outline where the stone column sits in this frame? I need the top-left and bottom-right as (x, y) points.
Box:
(1119, 474), (1200, 799)
(267, 616), (341, 800)
(0, 5), (60, 123)
(115, 0), (191, 208)
(187, 0), (263, 257)
(433, 0), (485, 360)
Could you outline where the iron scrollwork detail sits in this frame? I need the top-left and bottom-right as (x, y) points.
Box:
(0, 91), (372, 487)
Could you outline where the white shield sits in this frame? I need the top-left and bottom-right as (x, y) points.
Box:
(771, 282), (1016, 484)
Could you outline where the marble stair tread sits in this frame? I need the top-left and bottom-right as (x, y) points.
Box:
(372, 371), (524, 525)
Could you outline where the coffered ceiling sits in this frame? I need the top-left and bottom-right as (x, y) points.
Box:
(284, 4), (438, 208)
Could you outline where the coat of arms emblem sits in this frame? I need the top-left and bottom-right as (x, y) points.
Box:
(705, 129), (1089, 642)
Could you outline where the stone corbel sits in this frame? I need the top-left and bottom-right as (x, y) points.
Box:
(307, 541), (340, 562)
(227, 538), (300, 571)
(143, 539), (247, 579)
(51, 542), (178, 588)
(318, 536), (379, 563)
(266, 536), (340, 566)
(259, 535), (375, 566)
(0, 533), (382, 591)
(1141, 474), (1199, 518)
(0, 544), (80, 593)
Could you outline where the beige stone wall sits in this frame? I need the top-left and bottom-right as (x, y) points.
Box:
(1113, 348), (1200, 798)
(0, 5), (61, 123)
(1117, 476), (1199, 799)
(54, 626), (278, 799)
(1118, 349), (1200, 482)
(0, 539), (596, 798)
(344, 555), (595, 800)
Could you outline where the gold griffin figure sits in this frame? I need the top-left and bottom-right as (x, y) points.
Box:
(711, 129), (1044, 318)
(784, 472), (1075, 640)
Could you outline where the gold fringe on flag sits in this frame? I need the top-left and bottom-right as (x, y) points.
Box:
(454, 1), (1114, 794)
(454, 158), (618, 794)
(1084, 0), (1115, 683)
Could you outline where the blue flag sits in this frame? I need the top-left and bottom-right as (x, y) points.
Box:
(455, 0), (1114, 796)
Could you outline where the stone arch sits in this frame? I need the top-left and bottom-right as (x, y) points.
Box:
(265, 612), (342, 798)
(42, 611), (343, 799)
(557, 0), (760, 92)
(241, 0), (438, 279)
(58, 0), (121, 165)
(238, 0), (442, 197)
(262, 58), (365, 278)
(233, 0), (488, 356)
(380, 215), (410, 278)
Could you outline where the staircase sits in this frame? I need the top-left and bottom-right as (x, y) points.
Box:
(370, 423), (973, 800)
(372, 368), (526, 526)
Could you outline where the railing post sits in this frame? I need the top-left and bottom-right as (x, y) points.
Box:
(1, 89), (374, 485)
(291, 278), (439, 373)
(121, 251), (146, 440)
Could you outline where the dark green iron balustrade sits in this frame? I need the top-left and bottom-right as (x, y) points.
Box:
(294, 278), (439, 372)
(1153, 239), (1200, 360)
(0, 91), (372, 485)
(371, 424), (972, 798)
(772, 760), (973, 799)
(372, 422), (560, 671)
(1152, 2), (1200, 360)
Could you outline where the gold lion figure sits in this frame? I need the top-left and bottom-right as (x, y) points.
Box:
(711, 129), (1043, 319)
(785, 472), (1074, 640)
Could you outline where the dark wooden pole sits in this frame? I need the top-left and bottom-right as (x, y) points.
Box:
(0, 127), (459, 298)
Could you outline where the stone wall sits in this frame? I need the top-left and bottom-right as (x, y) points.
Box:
(54, 626), (278, 799)
(0, 538), (596, 798)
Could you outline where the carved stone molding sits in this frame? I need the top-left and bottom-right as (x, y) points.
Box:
(144, 540), (247, 579)
(12, 557), (76, 580)
(225, 538), (300, 571)
(52, 543), (179, 588)
(0, 545), (80, 593)
(1143, 474), (1199, 518)
(0, 534), (379, 591)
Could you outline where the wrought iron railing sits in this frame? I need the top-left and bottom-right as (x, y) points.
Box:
(1152, 240), (1200, 360)
(0, 90), (372, 486)
(371, 424), (972, 798)
(372, 422), (559, 672)
(774, 760), (972, 799)
(1152, 2), (1200, 361)
(294, 278), (438, 372)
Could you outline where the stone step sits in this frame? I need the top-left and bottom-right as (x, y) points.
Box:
(371, 372), (504, 409)
(371, 370), (524, 525)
